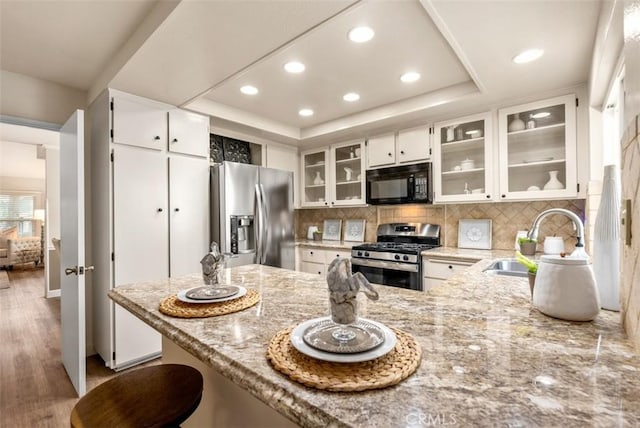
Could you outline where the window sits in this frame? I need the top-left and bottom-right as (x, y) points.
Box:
(0, 193), (36, 237)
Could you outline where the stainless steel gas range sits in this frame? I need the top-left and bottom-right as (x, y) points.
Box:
(351, 223), (441, 291)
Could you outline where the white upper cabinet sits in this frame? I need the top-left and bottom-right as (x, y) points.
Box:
(397, 126), (431, 164)
(301, 148), (330, 207)
(168, 109), (210, 158)
(433, 112), (493, 203)
(367, 133), (396, 168)
(498, 94), (577, 200)
(300, 140), (366, 208)
(330, 140), (366, 206)
(112, 94), (168, 150)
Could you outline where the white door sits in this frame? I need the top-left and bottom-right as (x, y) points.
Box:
(169, 155), (209, 276)
(60, 110), (87, 397)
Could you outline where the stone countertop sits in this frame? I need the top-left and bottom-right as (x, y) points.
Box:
(295, 239), (363, 250)
(109, 263), (640, 427)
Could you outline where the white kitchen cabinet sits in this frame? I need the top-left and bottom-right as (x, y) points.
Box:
(423, 257), (475, 291)
(498, 94), (577, 200)
(266, 144), (300, 208)
(90, 89), (210, 370)
(301, 141), (365, 208)
(112, 94), (167, 151)
(168, 109), (210, 157)
(367, 133), (396, 168)
(169, 155), (210, 277)
(397, 126), (431, 164)
(296, 246), (352, 276)
(433, 112), (494, 203)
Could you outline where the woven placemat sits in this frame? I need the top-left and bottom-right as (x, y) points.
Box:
(159, 289), (260, 318)
(266, 326), (421, 392)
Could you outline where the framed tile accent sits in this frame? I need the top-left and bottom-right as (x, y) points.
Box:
(322, 219), (342, 241)
(458, 219), (492, 250)
(343, 219), (366, 242)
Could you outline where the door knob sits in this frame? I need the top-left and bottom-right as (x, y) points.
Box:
(65, 267), (78, 276)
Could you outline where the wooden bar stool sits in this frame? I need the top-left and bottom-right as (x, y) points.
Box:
(71, 364), (203, 428)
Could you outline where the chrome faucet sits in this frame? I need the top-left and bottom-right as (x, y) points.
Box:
(527, 208), (587, 257)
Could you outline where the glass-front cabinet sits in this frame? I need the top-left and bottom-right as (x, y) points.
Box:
(301, 148), (330, 207)
(498, 94), (577, 200)
(301, 140), (365, 207)
(330, 140), (365, 206)
(433, 112), (493, 202)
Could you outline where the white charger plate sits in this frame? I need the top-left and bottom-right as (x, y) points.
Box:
(177, 286), (247, 304)
(290, 317), (397, 363)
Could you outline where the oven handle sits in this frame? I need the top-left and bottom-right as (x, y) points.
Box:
(351, 258), (419, 273)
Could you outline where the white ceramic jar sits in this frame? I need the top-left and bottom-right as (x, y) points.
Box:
(533, 255), (600, 321)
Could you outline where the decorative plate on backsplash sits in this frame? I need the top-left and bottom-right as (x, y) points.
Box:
(458, 219), (492, 250)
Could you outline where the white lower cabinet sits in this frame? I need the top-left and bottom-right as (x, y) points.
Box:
(423, 257), (475, 291)
(297, 246), (351, 277)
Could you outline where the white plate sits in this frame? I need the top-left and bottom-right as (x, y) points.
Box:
(290, 317), (397, 363)
(177, 286), (247, 304)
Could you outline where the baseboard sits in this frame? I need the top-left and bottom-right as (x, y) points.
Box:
(46, 289), (60, 298)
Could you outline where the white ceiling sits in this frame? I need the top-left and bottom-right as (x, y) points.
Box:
(0, 0), (603, 146)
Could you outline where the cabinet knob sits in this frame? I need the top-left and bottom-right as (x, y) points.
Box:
(486, 195), (491, 199)
(501, 194), (506, 198)
(400, 150), (405, 155)
(157, 208), (163, 212)
(172, 138), (178, 143)
(448, 265), (453, 269)
(174, 208), (180, 212)
(153, 136), (161, 141)
(310, 251), (313, 255)
(388, 152), (392, 157)
(325, 202), (328, 206)
(318, 271), (322, 275)
(331, 201), (334, 205)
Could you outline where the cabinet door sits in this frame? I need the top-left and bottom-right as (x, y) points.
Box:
(367, 133), (396, 168)
(266, 144), (300, 208)
(397, 127), (430, 164)
(113, 145), (169, 285)
(325, 250), (351, 264)
(331, 140), (366, 206)
(112, 95), (167, 151)
(301, 148), (330, 207)
(433, 112), (493, 203)
(169, 155), (210, 277)
(498, 94), (577, 200)
(168, 109), (209, 158)
(301, 261), (326, 277)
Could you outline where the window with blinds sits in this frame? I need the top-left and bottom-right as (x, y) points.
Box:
(0, 194), (36, 237)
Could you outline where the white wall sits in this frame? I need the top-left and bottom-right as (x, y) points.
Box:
(0, 70), (86, 125)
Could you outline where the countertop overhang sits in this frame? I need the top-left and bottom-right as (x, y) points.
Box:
(109, 258), (640, 427)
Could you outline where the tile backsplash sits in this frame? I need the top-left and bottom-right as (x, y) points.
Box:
(296, 199), (585, 252)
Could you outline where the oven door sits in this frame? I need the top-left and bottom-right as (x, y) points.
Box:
(351, 258), (422, 291)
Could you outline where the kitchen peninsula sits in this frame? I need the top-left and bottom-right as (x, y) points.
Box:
(109, 262), (640, 427)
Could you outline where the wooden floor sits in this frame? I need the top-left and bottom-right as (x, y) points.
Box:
(0, 265), (157, 427)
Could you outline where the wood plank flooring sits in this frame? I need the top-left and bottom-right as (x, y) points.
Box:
(0, 266), (158, 427)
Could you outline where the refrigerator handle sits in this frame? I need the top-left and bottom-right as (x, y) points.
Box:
(255, 183), (265, 265)
(259, 183), (268, 264)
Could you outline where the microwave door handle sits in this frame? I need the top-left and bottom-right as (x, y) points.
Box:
(408, 176), (415, 200)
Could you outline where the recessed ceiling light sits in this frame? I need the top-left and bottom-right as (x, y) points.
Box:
(284, 61), (305, 73)
(400, 72), (420, 83)
(512, 49), (544, 64)
(343, 92), (360, 102)
(299, 108), (314, 117)
(531, 111), (551, 119)
(348, 26), (374, 43)
(240, 85), (258, 95)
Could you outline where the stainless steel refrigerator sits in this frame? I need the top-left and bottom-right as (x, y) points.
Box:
(211, 161), (295, 269)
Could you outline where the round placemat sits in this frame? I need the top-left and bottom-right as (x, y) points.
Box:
(266, 326), (422, 392)
(159, 289), (260, 318)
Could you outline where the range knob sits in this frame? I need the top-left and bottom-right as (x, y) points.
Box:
(357, 251), (363, 257)
(403, 255), (409, 261)
(364, 252), (370, 257)
(394, 254), (400, 260)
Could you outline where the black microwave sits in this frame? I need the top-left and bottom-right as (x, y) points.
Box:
(366, 163), (432, 205)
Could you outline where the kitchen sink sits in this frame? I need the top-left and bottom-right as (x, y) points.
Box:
(482, 259), (529, 277)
